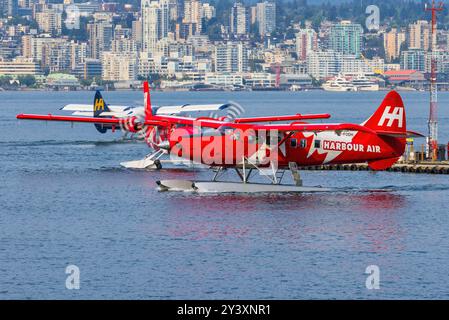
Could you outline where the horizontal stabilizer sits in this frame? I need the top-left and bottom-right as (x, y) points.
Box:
(406, 130), (425, 138)
(375, 130), (425, 138)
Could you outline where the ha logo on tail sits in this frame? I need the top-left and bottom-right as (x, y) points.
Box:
(378, 106), (404, 128)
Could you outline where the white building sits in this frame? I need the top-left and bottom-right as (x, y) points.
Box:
(215, 42), (249, 73)
(340, 55), (385, 75)
(0, 57), (43, 76)
(243, 73), (276, 88)
(102, 52), (137, 81)
(306, 50), (341, 79)
(205, 73), (243, 86)
(138, 52), (156, 77)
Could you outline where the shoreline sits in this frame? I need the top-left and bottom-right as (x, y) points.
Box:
(0, 87), (434, 93)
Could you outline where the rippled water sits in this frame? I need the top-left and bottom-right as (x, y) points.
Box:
(1, 90), (449, 299)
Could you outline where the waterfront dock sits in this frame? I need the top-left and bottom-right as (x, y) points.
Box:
(302, 162), (449, 174)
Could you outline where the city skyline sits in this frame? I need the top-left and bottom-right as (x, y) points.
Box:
(0, 0), (448, 91)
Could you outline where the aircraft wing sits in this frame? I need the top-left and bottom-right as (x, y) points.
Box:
(234, 113), (331, 123)
(149, 115), (376, 134)
(243, 123), (377, 134)
(61, 104), (130, 113)
(62, 103), (233, 118)
(16, 114), (124, 125)
(17, 113), (166, 127)
(70, 111), (129, 117)
(155, 104), (232, 115)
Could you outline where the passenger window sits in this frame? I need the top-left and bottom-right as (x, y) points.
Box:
(300, 139), (307, 149)
(290, 138), (297, 148)
(314, 140), (321, 148)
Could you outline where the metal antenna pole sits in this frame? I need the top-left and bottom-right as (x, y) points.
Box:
(425, 1), (444, 161)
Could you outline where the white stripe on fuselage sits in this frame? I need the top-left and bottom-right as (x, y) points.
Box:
(304, 131), (355, 163)
(303, 131), (381, 164)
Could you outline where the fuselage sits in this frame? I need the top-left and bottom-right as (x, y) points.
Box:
(166, 126), (405, 168)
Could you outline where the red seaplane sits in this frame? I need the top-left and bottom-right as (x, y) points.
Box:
(17, 82), (423, 193)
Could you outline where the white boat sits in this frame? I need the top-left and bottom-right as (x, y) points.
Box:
(351, 76), (379, 91)
(322, 76), (356, 92)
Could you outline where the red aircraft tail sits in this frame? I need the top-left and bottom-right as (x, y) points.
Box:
(363, 91), (406, 135)
(363, 91), (406, 170)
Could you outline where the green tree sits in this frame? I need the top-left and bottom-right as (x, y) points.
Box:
(17, 75), (36, 87)
(0, 76), (13, 87)
(79, 78), (93, 87)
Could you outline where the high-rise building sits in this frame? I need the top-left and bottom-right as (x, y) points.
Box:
(35, 8), (62, 35)
(384, 28), (406, 62)
(160, 0), (170, 38)
(215, 42), (249, 73)
(400, 48), (426, 71)
(41, 39), (72, 72)
(87, 21), (113, 59)
(111, 38), (137, 54)
(249, 6), (257, 25)
(230, 2), (249, 36)
(183, 0), (202, 34)
(132, 19), (143, 50)
(183, 0), (201, 24)
(296, 28), (318, 61)
(329, 21), (363, 57)
(256, 1), (276, 37)
(21, 34), (33, 58)
(18, 0), (30, 8)
(142, 0), (170, 55)
(201, 3), (215, 20)
(1, 0), (18, 17)
(408, 20), (430, 51)
(70, 41), (87, 70)
(167, 0), (178, 21)
(23, 36), (68, 64)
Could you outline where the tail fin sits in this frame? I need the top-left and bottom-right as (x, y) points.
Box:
(93, 91), (111, 117)
(143, 81), (152, 120)
(93, 91), (111, 133)
(364, 91), (406, 171)
(362, 91), (406, 135)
